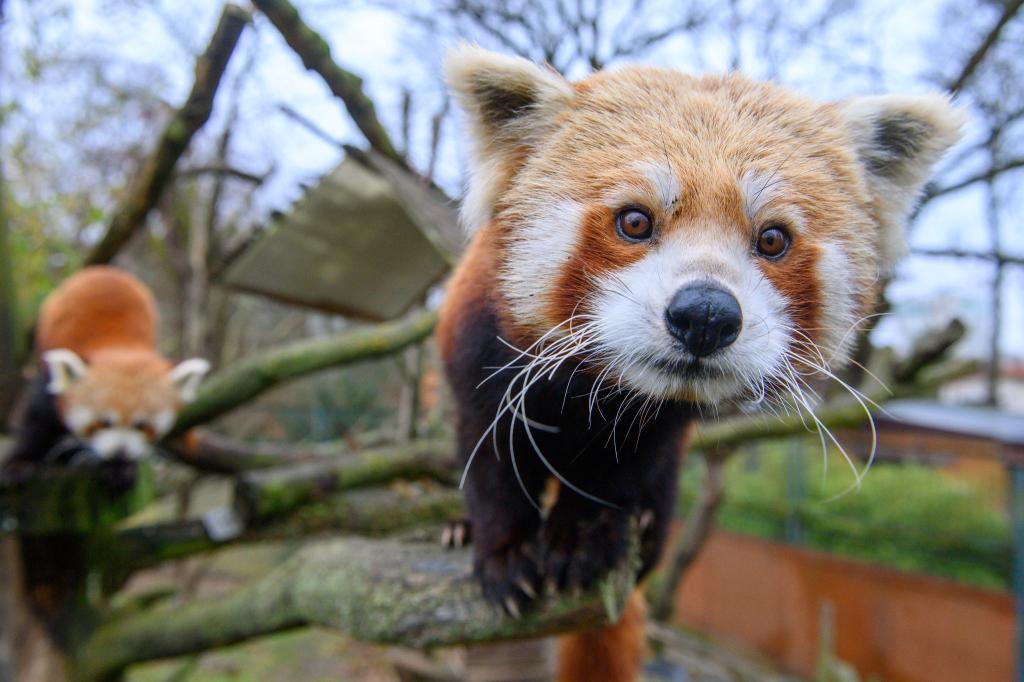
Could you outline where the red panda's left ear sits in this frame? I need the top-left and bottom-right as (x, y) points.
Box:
(169, 358), (211, 403)
(837, 94), (966, 273)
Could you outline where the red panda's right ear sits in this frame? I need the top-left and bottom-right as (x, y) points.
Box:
(445, 45), (574, 230)
(42, 349), (88, 395)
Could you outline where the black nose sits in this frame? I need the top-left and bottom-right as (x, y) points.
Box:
(665, 284), (742, 357)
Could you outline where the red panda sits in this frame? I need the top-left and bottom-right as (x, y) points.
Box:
(5, 266), (209, 471)
(438, 46), (963, 681)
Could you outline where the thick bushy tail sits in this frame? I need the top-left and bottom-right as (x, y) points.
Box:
(556, 590), (647, 682)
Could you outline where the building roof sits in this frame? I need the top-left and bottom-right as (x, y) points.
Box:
(222, 150), (462, 321)
(879, 399), (1024, 446)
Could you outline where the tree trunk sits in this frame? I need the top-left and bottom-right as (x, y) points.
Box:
(0, 138), (24, 431)
(0, 536), (74, 682)
(84, 4), (250, 266)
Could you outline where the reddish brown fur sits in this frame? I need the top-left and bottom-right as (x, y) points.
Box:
(437, 223), (505, 359)
(557, 590), (648, 682)
(550, 205), (649, 323)
(38, 266), (161, 360)
(38, 268), (178, 416)
(444, 47), (963, 682)
(496, 71), (874, 354)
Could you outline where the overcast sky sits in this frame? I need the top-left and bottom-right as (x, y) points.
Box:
(6, 0), (1024, 360)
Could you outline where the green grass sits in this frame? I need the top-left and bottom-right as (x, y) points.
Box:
(680, 439), (1013, 590)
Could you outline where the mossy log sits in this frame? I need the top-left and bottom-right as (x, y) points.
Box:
(234, 439), (456, 523)
(101, 486), (464, 593)
(0, 464), (156, 535)
(252, 0), (405, 166)
(84, 4), (250, 266)
(170, 309), (437, 434)
(690, 357), (974, 452)
(75, 535), (637, 682)
(173, 432), (341, 474)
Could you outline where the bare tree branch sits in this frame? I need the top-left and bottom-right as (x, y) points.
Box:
(910, 247), (1024, 267)
(922, 157), (1024, 203)
(947, 0), (1024, 94)
(84, 4), (250, 266)
(176, 164), (269, 185)
(276, 103), (346, 148)
(253, 0), (405, 166)
(169, 309), (437, 435)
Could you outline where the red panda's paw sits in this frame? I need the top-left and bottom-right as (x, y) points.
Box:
(540, 508), (631, 595)
(440, 518), (472, 548)
(474, 540), (543, 618)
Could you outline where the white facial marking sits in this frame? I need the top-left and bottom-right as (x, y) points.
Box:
(91, 428), (150, 460)
(153, 409), (175, 438)
(815, 240), (858, 365)
(589, 228), (793, 403)
(601, 162), (681, 215)
(638, 162), (680, 212)
(501, 198), (584, 327)
(65, 406), (94, 435)
(740, 170), (806, 235)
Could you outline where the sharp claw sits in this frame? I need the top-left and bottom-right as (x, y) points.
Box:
(639, 509), (654, 531)
(516, 577), (537, 600)
(545, 578), (558, 596)
(453, 523), (466, 547)
(504, 597), (522, 619)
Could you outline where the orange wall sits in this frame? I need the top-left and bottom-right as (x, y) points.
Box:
(674, 531), (1015, 682)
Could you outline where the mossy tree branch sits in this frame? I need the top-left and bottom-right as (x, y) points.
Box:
(233, 439), (456, 523)
(95, 441), (456, 591)
(169, 309), (437, 435)
(84, 4), (250, 266)
(252, 0), (405, 167)
(75, 535), (638, 682)
(101, 486), (464, 594)
(690, 357), (973, 452)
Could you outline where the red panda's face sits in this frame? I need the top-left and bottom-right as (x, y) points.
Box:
(447, 48), (963, 404)
(43, 349), (209, 459)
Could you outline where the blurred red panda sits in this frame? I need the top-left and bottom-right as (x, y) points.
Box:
(5, 267), (209, 473)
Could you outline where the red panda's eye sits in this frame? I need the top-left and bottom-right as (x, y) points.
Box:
(756, 225), (790, 259)
(616, 208), (654, 241)
(133, 419), (156, 439)
(98, 417), (115, 429)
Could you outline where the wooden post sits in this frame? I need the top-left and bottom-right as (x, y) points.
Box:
(0, 536), (73, 682)
(1012, 465), (1024, 682)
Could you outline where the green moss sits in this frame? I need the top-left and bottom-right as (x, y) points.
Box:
(681, 440), (1012, 589)
(1, 461), (156, 534)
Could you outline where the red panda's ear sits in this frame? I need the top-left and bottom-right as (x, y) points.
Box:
(42, 349), (88, 395)
(837, 94), (966, 272)
(445, 44), (574, 230)
(169, 358), (211, 403)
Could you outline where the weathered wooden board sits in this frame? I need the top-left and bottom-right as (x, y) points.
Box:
(223, 153), (457, 320)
